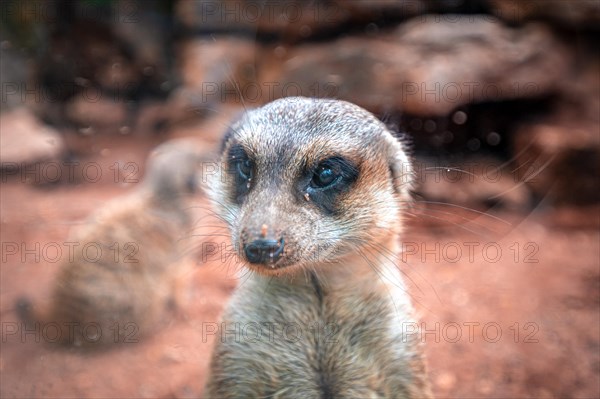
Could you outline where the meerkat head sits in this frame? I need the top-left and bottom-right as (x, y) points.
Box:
(209, 97), (414, 275)
(144, 139), (203, 202)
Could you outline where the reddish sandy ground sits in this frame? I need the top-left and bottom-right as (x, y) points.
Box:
(1, 135), (599, 398)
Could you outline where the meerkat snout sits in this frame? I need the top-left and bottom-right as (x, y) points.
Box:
(243, 237), (285, 265)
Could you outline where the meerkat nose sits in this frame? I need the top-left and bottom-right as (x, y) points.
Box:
(244, 237), (285, 264)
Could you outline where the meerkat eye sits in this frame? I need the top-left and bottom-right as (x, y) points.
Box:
(228, 145), (254, 181)
(311, 165), (339, 188)
(302, 156), (359, 214)
(227, 144), (254, 203)
(308, 157), (357, 191)
(237, 158), (253, 180)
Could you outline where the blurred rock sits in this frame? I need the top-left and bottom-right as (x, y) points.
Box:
(489, 0), (600, 29)
(162, 87), (210, 127)
(175, 0), (253, 33)
(254, 1), (348, 41)
(166, 103), (245, 149)
(555, 56), (600, 128)
(512, 52), (599, 206)
(133, 101), (171, 135)
(332, 0), (427, 21)
(65, 94), (129, 134)
(258, 36), (395, 110)
(174, 0), (481, 42)
(175, 0), (351, 41)
(110, 0), (171, 96)
(512, 122), (600, 205)
(0, 107), (65, 166)
(546, 205), (600, 229)
(389, 15), (570, 115)
(415, 156), (531, 211)
(332, 0), (480, 22)
(261, 15), (571, 116)
(64, 96), (188, 137)
(176, 37), (258, 109)
(0, 42), (34, 110)
(39, 21), (141, 99)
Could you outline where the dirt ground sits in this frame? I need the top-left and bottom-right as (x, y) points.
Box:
(1, 135), (599, 398)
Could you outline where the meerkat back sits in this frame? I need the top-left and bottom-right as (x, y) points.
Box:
(205, 97), (432, 398)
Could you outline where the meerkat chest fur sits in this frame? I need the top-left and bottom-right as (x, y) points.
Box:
(206, 97), (431, 398)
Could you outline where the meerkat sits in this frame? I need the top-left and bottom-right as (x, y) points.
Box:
(17, 139), (203, 348)
(205, 97), (432, 398)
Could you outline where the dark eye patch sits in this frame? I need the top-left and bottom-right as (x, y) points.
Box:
(300, 156), (359, 215)
(186, 174), (198, 193)
(226, 144), (254, 204)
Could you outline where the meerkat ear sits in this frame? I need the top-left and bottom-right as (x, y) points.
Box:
(384, 132), (415, 204)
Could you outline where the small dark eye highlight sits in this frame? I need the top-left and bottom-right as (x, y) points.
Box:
(237, 158), (253, 180)
(310, 163), (340, 189)
(227, 144), (254, 203)
(309, 157), (356, 191)
(228, 145), (253, 180)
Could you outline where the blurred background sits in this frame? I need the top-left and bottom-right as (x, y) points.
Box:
(1, 1), (598, 398)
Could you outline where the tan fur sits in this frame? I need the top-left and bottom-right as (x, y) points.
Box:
(205, 97), (432, 398)
(17, 139), (203, 348)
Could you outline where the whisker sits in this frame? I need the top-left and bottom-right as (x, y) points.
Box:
(350, 237), (425, 297)
(412, 200), (512, 225)
(408, 206), (505, 237)
(488, 153), (556, 201)
(366, 240), (442, 305)
(407, 211), (490, 237)
(356, 245), (438, 317)
(422, 166), (477, 179)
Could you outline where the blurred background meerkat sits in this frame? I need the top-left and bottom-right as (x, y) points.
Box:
(17, 139), (204, 348)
